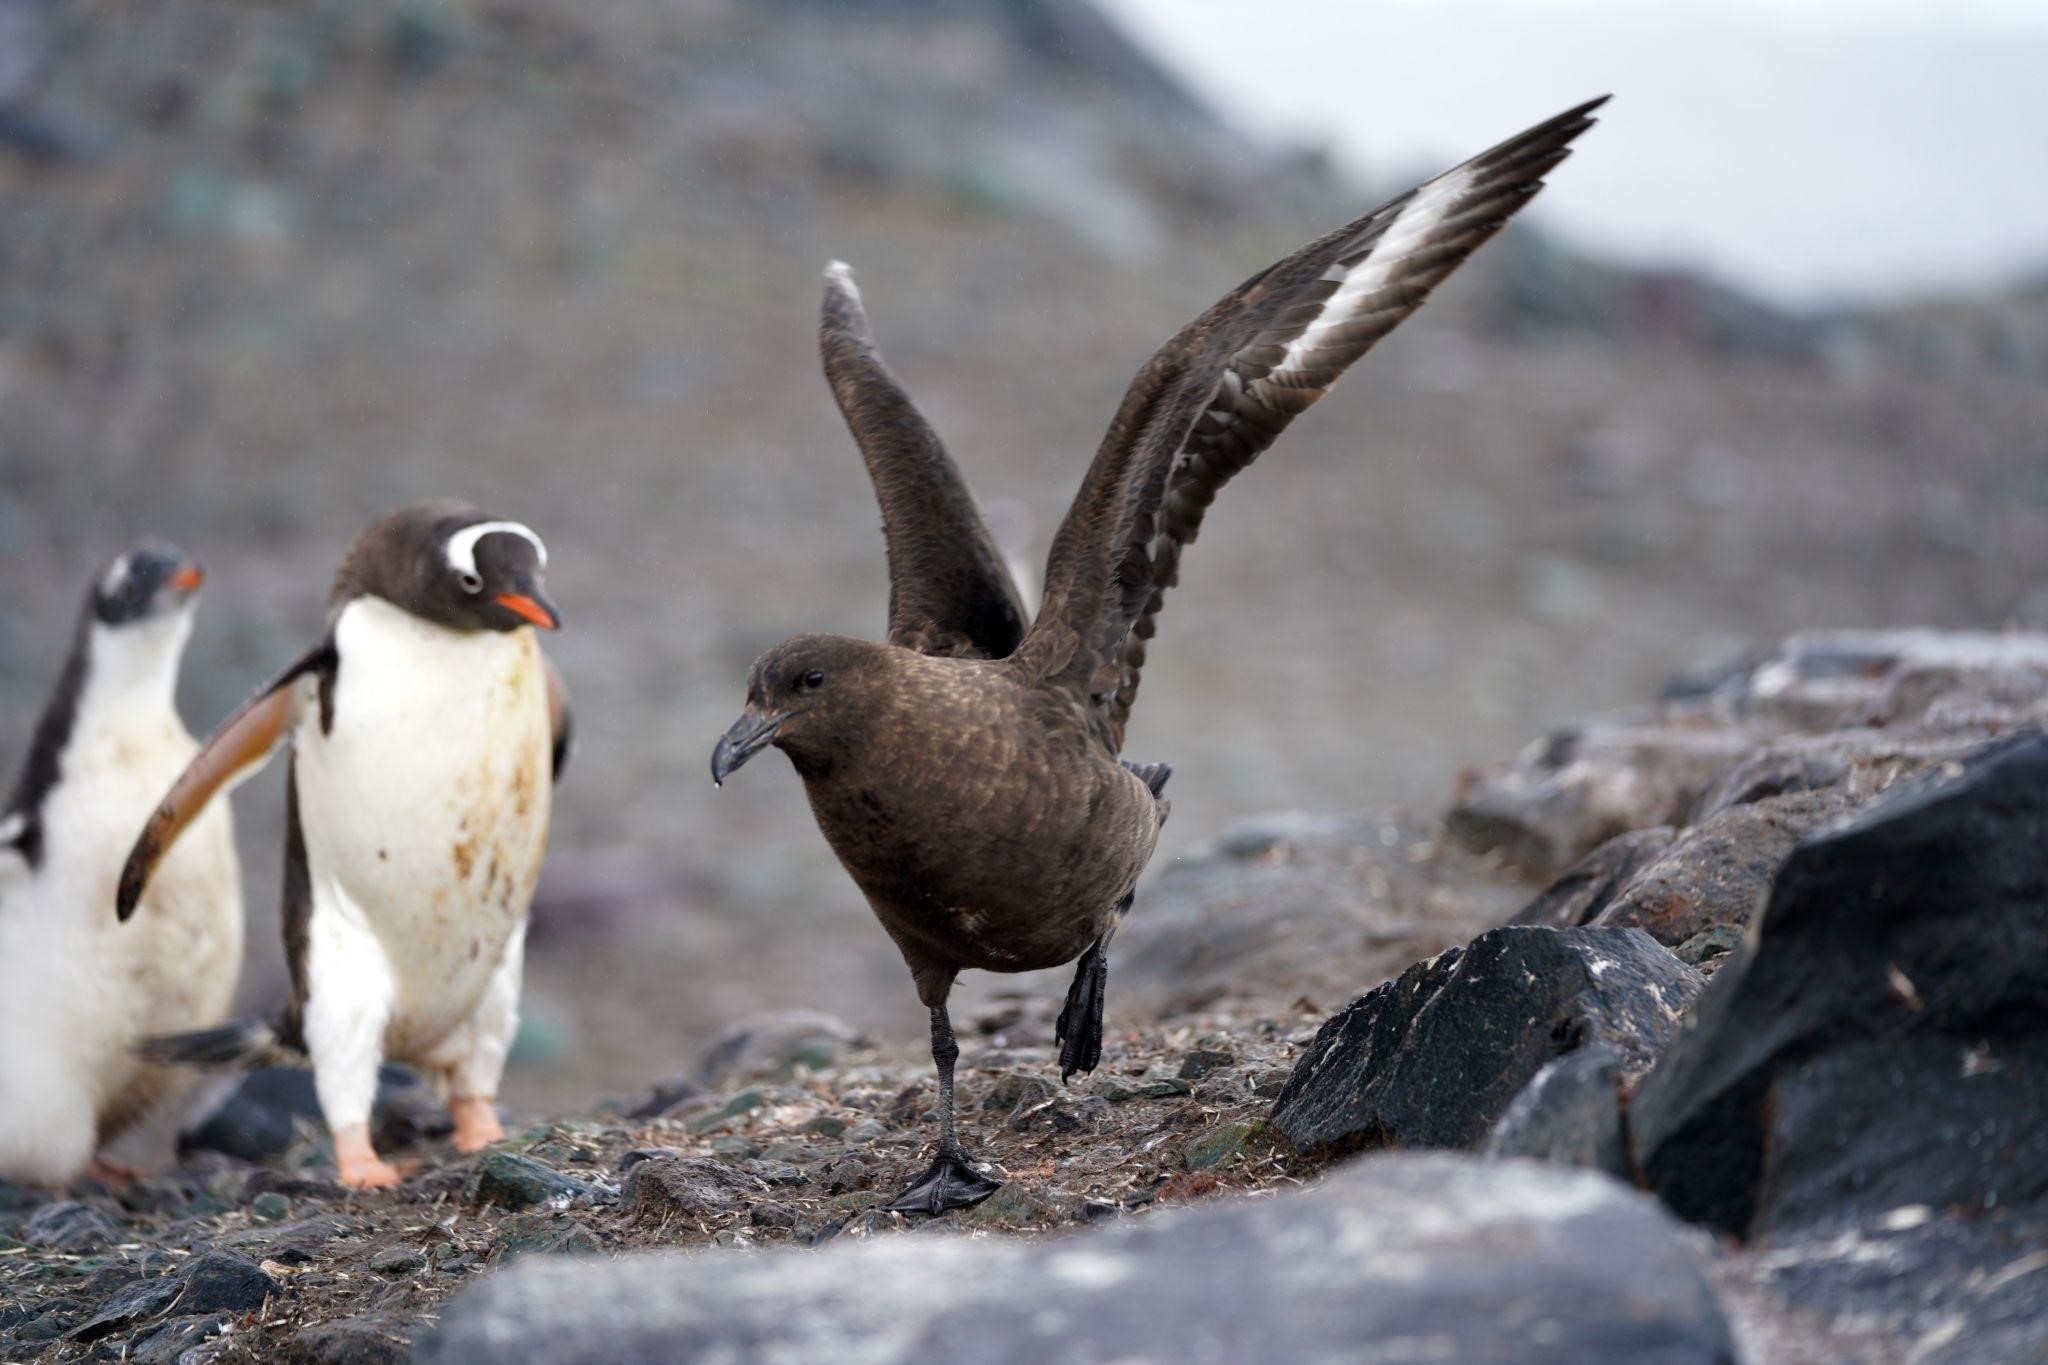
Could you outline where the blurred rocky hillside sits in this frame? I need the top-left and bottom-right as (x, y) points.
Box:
(2, 0), (2044, 1106)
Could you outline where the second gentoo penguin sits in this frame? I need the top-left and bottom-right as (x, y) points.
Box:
(712, 99), (1606, 1212)
(120, 500), (570, 1189)
(0, 541), (242, 1187)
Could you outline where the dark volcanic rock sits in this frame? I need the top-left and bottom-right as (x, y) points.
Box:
(1588, 790), (1851, 945)
(284, 1312), (414, 1364)
(24, 1199), (119, 1251)
(1511, 825), (1675, 928)
(129, 1312), (230, 1364)
(1635, 732), (2048, 1242)
(624, 1155), (764, 1223)
(470, 1153), (600, 1211)
(68, 1249), (276, 1342)
(1485, 1042), (1629, 1177)
(419, 1154), (1736, 1365)
(1272, 927), (1701, 1156)
(67, 1275), (184, 1343)
(1447, 721), (1751, 878)
(180, 1249), (277, 1313)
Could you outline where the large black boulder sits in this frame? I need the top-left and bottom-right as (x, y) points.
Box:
(1271, 926), (1701, 1155)
(1634, 730), (2048, 1241)
(419, 1153), (1736, 1365)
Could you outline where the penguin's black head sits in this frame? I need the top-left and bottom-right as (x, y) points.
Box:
(334, 501), (562, 634)
(92, 539), (204, 627)
(439, 519), (561, 634)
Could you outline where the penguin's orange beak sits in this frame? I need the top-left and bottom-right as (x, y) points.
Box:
(166, 564), (204, 592)
(495, 592), (561, 631)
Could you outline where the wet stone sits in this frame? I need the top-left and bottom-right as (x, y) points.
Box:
(1176, 1049), (1236, 1080)
(181, 1249), (277, 1313)
(128, 1312), (229, 1364)
(818, 1155), (872, 1194)
(749, 1202), (796, 1229)
(67, 1275), (184, 1343)
(250, 1191), (292, 1221)
(1184, 1119), (1268, 1172)
(368, 1246), (426, 1276)
(25, 1200), (120, 1251)
(1098, 1075), (1191, 1102)
(470, 1153), (596, 1211)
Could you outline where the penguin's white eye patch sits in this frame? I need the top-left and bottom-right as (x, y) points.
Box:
(445, 520), (547, 585)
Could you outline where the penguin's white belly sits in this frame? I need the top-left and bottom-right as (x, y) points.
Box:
(296, 598), (551, 1056)
(0, 715), (241, 1183)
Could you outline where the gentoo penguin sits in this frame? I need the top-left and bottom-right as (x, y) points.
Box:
(713, 100), (1605, 1212)
(120, 500), (570, 1189)
(0, 541), (243, 1187)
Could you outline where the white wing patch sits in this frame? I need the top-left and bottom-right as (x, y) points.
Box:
(444, 521), (547, 579)
(824, 259), (862, 304)
(0, 813), (25, 848)
(1270, 163), (1478, 388)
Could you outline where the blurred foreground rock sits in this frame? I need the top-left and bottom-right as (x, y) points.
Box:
(421, 1154), (1735, 1365)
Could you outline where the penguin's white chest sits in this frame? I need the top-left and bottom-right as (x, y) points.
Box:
(295, 597), (551, 1050)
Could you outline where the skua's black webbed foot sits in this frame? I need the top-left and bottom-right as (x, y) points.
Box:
(884, 1149), (1003, 1215)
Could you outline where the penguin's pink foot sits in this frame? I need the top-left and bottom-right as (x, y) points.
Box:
(83, 1156), (141, 1186)
(449, 1096), (505, 1154)
(333, 1126), (404, 1190)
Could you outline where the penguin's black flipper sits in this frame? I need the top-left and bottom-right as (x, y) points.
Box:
(544, 649), (574, 781)
(118, 641), (334, 921)
(1056, 928), (1114, 1082)
(136, 1015), (301, 1069)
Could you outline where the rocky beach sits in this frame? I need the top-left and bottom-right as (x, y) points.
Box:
(5, 628), (2045, 1362)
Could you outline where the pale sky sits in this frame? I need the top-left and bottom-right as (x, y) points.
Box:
(1101, 0), (2048, 306)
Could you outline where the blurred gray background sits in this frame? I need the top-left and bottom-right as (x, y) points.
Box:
(2, 0), (2042, 1107)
